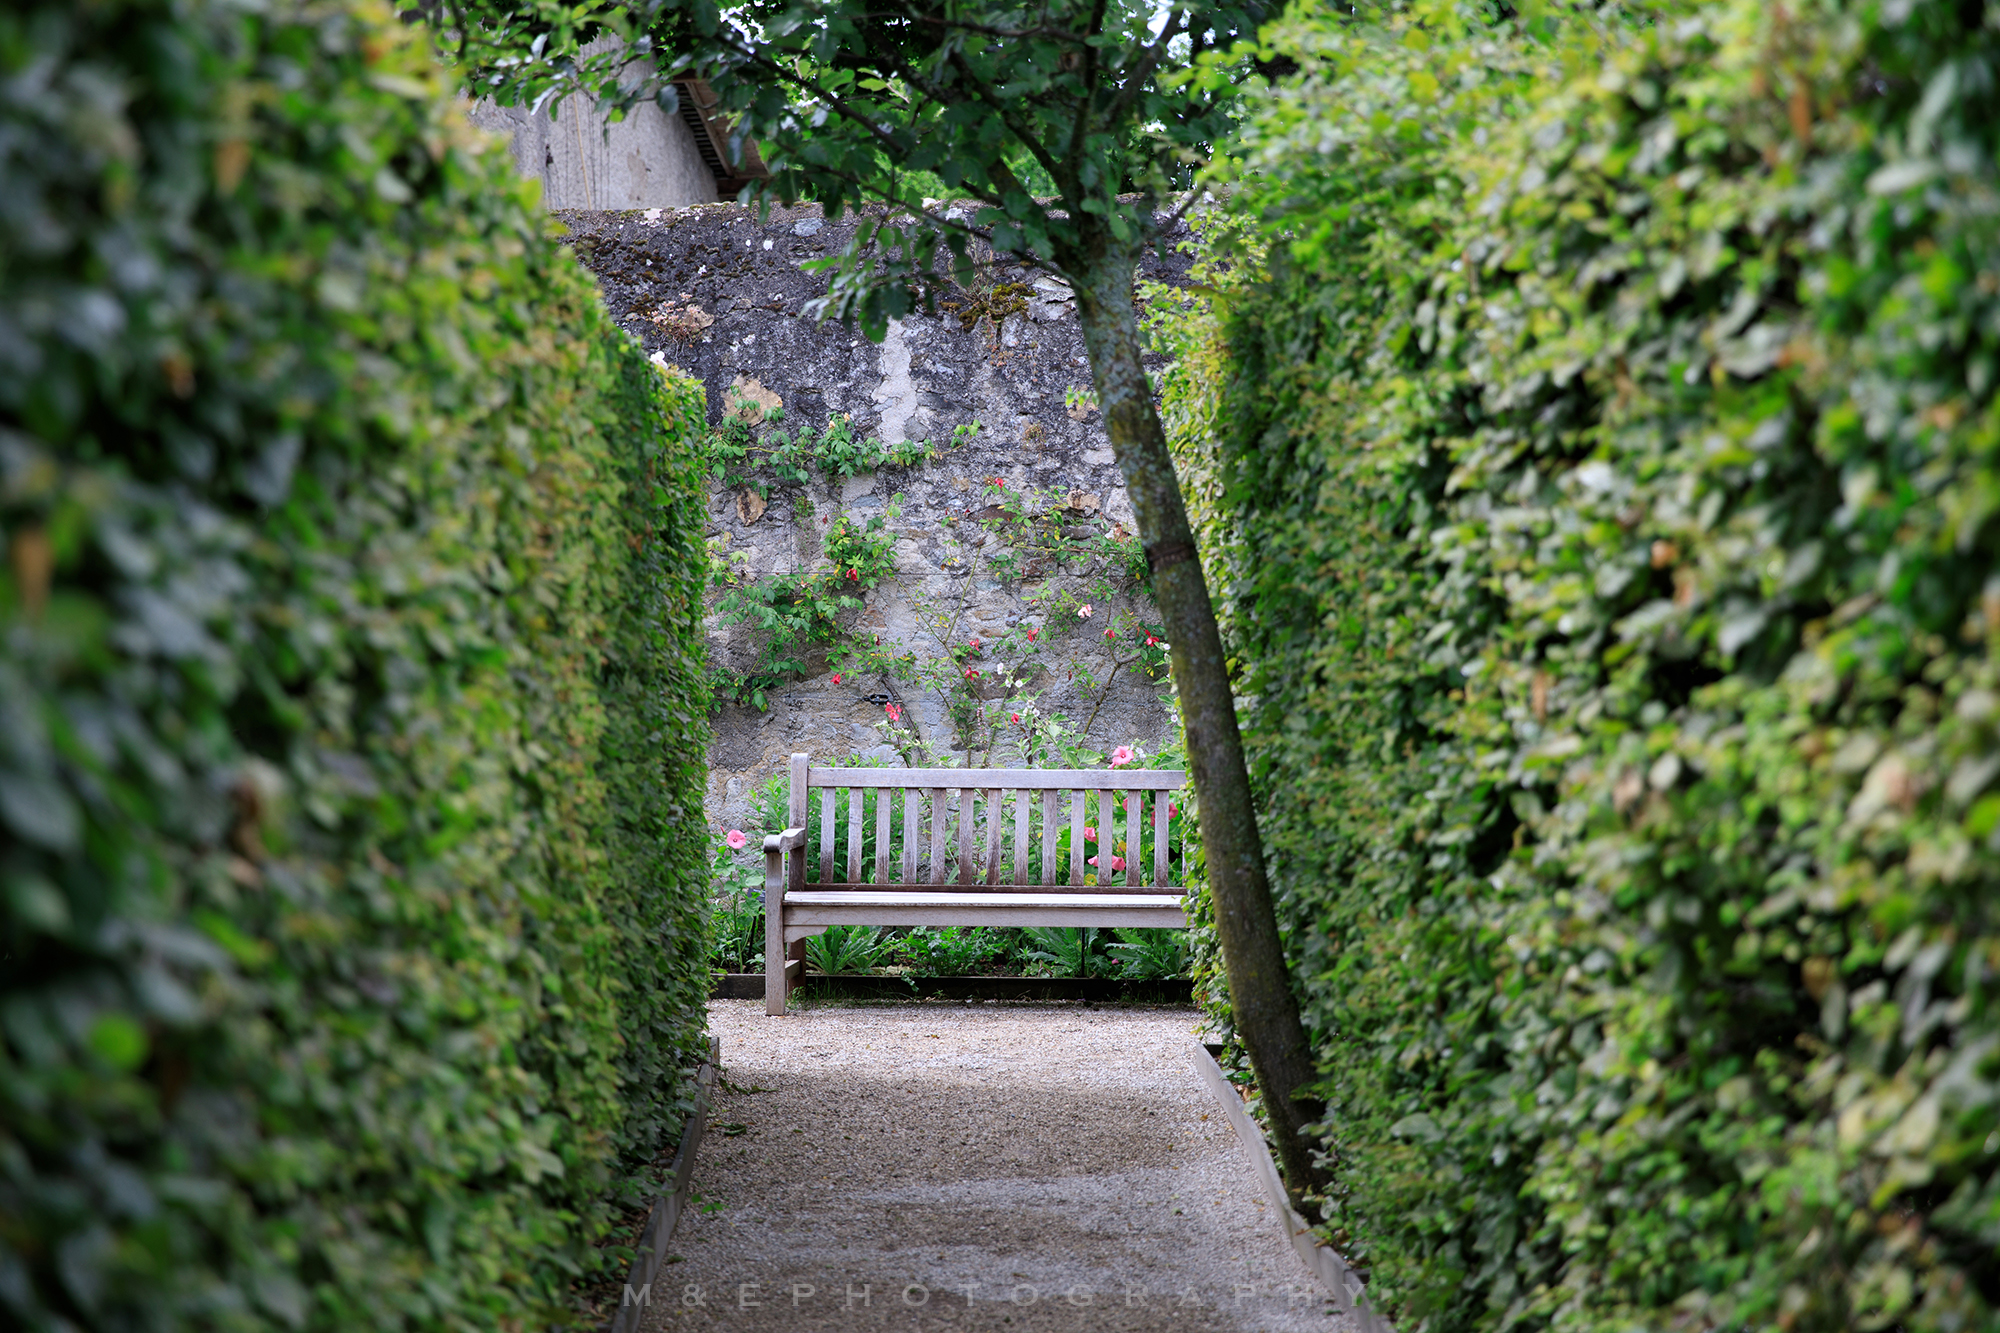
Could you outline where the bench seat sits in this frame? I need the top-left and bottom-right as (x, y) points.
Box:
(781, 890), (1187, 933)
(762, 753), (1189, 1013)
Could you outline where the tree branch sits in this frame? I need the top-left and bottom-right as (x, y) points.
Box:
(1057, 0), (1112, 174)
(906, 13), (1089, 41)
(943, 47), (1073, 202)
(1103, 6), (1186, 130)
(706, 38), (912, 161)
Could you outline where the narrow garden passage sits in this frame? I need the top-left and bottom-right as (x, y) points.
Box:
(647, 1001), (1347, 1333)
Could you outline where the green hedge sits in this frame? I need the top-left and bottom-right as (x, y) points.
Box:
(1163, 1), (2000, 1328)
(0, 0), (712, 1328)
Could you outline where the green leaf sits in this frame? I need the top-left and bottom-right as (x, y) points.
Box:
(87, 1014), (148, 1072)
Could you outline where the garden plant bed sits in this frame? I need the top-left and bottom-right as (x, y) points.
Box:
(709, 973), (1194, 1003)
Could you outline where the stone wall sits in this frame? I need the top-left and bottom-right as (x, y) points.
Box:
(560, 203), (1193, 832)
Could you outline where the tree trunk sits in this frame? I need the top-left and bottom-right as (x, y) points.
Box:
(1067, 245), (1328, 1204)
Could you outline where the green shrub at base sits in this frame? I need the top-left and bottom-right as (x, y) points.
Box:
(1164, 1), (2000, 1327)
(0, 1), (711, 1329)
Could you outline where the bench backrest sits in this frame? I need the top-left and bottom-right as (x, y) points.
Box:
(786, 753), (1187, 893)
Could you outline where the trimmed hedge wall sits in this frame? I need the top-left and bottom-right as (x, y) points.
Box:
(1165, 1), (2000, 1328)
(0, 0), (711, 1329)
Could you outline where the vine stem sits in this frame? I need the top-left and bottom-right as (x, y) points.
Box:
(1080, 650), (1142, 741)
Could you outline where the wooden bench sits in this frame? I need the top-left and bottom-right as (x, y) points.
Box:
(762, 752), (1189, 1014)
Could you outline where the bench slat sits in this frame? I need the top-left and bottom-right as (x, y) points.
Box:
(1069, 790), (1086, 886)
(784, 909), (1186, 935)
(786, 881), (1186, 897)
(847, 785), (863, 883)
(978, 788), (996, 884)
(956, 790), (974, 885)
(820, 787), (835, 883)
(788, 891), (1184, 906)
(784, 894), (1186, 932)
(928, 788), (946, 883)
(1126, 791), (1142, 890)
(1040, 789), (1056, 886)
(781, 754), (1190, 901)
(1013, 790), (1030, 884)
(874, 788), (890, 884)
(808, 766), (1183, 790)
(1098, 789), (1117, 886)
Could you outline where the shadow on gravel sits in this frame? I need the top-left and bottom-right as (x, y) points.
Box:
(638, 1004), (1345, 1333)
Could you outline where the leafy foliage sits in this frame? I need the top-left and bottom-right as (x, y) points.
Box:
(1109, 927), (1191, 981)
(0, 1), (711, 1329)
(1021, 926), (1115, 979)
(703, 402), (937, 493)
(804, 925), (893, 975)
(1164, 1), (2000, 1328)
(713, 508), (900, 707)
(898, 926), (1011, 976)
(444, 0), (1277, 334)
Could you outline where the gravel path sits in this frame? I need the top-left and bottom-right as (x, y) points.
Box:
(640, 1000), (1349, 1333)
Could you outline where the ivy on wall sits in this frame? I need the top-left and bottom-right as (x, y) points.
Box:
(0, 2), (711, 1330)
(1163, 1), (2000, 1328)
(705, 392), (1170, 756)
(833, 477), (1172, 766)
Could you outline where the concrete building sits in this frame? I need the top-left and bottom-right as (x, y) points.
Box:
(469, 54), (763, 209)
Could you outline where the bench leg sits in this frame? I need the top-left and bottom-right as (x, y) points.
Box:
(765, 932), (787, 1015)
(765, 854), (787, 1016)
(786, 938), (806, 1004)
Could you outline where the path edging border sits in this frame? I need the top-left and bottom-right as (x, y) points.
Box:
(1190, 1042), (1393, 1333)
(609, 1039), (719, 1333)
(710, 972), (1193, 1002)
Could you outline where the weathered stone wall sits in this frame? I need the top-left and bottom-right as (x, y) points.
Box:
(560, 203), (1191, 832)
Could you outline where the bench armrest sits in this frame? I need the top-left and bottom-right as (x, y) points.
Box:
(764, 827), (807, 904)
(763, 828), (807, 854)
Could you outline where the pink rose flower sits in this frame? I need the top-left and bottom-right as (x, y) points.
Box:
(1169, 801), (1179, 818)
(1010, 712), (1020, 724)
(1110, 746), (1136, 768)
(831, 672), (842, 683)
(1078, 604), (1093, 618)
(1083, 825), (1097, 841)
(1111, 855), (1127, 872)
(725, 829), (747, 849)
(1087, 855), (1099, 867)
